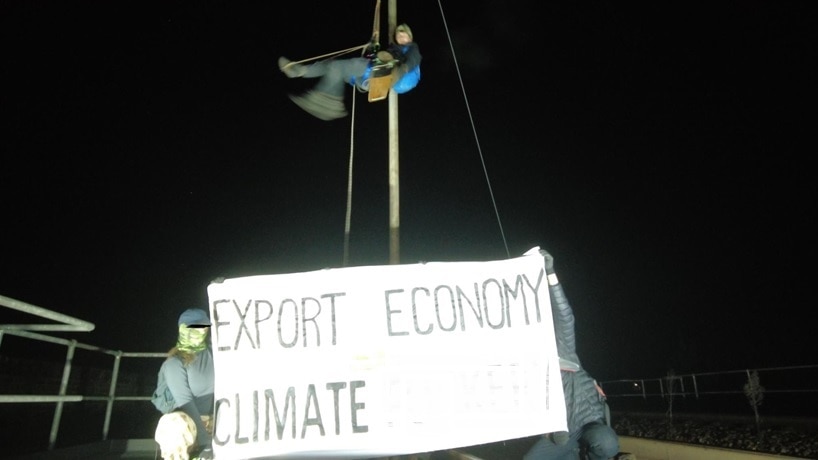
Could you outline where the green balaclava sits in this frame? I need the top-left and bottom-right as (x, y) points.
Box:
(176, 324), (208, 353)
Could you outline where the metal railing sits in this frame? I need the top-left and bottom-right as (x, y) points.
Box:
(0, 294), (166, 453)
(599, 364), (818, 419)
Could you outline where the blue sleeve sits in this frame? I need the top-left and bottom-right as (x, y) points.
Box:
(161, 356), (196, 408)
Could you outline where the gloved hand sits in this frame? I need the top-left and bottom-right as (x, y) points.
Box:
(539, 249), (555, 274)
(364, 41), (380, 59)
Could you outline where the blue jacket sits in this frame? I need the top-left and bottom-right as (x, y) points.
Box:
(351, 41), (422, 94)
(389, 42), (422, 94)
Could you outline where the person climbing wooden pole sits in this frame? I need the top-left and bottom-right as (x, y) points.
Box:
(278, 23), (421, 120)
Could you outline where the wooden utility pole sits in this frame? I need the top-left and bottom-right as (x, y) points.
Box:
(387, 0), (400, 265)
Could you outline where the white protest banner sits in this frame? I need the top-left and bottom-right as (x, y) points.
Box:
(206, 247), (566, 459)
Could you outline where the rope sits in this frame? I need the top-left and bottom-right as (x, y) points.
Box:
(282, 0), (381, 71)
(437, 0), (511, 259)
(280, 44), (369, 70)
(342, 88), (358, 267)
(370, 0), (381, 44)
(342, 0), (381, 267)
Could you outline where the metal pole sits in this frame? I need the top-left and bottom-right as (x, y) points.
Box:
(387, 0), (399, 265)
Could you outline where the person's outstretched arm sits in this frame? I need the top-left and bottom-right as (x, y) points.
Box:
(541, 250), (581, 367)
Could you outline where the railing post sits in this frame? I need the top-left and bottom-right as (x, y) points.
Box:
(692, 374), (699, 399)
(49, 339), (77, 450)
(102, 351), (123, 441)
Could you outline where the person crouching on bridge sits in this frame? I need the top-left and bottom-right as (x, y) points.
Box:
(154, 308), (215, 460)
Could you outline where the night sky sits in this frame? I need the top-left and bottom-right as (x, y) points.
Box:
(1, 1), (815, 382)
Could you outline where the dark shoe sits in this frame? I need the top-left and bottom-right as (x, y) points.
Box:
(288, 91), (347, 120)
(192, 447), (214, 460)
(278, 56), (305, 78)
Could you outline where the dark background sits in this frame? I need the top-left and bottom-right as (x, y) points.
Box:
(1, 1), (815, 382)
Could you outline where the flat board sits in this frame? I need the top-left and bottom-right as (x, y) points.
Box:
(368, 74), (394, 102)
